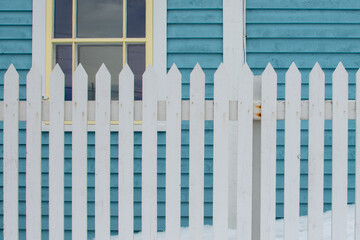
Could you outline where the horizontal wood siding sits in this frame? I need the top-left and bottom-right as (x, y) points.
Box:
(0, 0), (32, 239)
(246, 0), (360, 218)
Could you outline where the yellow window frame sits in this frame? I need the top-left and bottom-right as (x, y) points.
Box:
(45, 0), (153, 99)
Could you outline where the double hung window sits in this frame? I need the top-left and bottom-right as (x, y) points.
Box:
(46, 0), (152, 100)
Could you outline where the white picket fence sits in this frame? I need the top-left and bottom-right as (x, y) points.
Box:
(1, 62), (360, 240)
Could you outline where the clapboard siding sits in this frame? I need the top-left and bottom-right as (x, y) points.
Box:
(0, 1), (31, 238)
(247, 0), (360, 218)
(167, 0), (222, 231)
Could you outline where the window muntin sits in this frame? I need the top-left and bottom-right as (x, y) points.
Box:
(46, 0), (151, 100)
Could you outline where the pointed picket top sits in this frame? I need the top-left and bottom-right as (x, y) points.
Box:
(50, 64), (65, 82)
(96, 63), (111, 82)
(27, 65), (41, 82)
(190, 63), (205, 87)
(310, 62), (325, 82)
(286, 62), (301, 80)
(357, 68), (360, 81)
(214, 63), (226, 81)
(167, 63), (181, 81)
(240, 63), (254, 84)
(74, 63), (87, 80)
(263, 62), (276, 79)
(143, 64), (158, 80)
(333, 62), (348, 81)
(5, 64), (19, 79)
(119, 63), (134, 80)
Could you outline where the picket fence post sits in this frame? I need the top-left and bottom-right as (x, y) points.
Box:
(142, 65), (158, 240)
(308, 63), (325, 240)
(72, 64), (88, 240)
(3, 64), (19, 240)
(284, 63), (301, 240)
(189, 63), (205, 240)
(332, 62), (348, 240)
(26, 66), (42, 240)
(165, 64), (182, 240)
(49, 64), (65, 240)
(213, 63), (229, 239)
(95, 64), (111, 240)
(260, 63), (277, 240)
(356, 68), (360, 240)
(237, 63), (254, 240)
(118, 64), (135, 239)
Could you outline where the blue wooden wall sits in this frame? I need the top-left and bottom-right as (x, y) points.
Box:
(246, 0), (360, 218)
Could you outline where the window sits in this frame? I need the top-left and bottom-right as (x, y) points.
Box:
(45, 0), (153, 100)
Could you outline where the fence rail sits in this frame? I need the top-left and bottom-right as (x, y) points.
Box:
(1, 62), (359, 240)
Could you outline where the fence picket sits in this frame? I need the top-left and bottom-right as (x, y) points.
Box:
(356, 68), (360, 240)
(119, 64), (134, 239)
(26, 66), (42, 240)
(213, 63), (229, 239)
(308, 63), (325, 240)
(237, 63), (254, 240)
(260, 63), (277, 240)
(284, 63), (301, 240)
(165, 64), (182, 240)
(189, 63), (205, 240)
(142, 66), (158, 240)
(95, 64), (111, 240)
(3, 64), (19, 240)
(49, 64), (65, 240)
(332, 62), (348, 240)
(72, 64), (88, 240)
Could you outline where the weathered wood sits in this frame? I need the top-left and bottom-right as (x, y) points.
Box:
(331, 62), (348, 240)
(142, 65), (158, 240)
(308, 63), (325, 240)
(26, 66), (42, 240)
(189, 63), (205, 240)
(95, 64), (111, 240)
(213, 63), (229, 239)
(284, 63), (301, 240)
(49, 64), (65, 240)
(165, 64), (182, 240)
(72, 64), (88, 240)
(260, 63), (277, 240)
(3, 64), (19, 240)
(237, 63), (254, 240)
(356, 68), (360, 240)
(118, 64), (134, 239)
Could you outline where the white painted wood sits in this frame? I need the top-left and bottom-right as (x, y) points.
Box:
(260, 63), (277, 240)
(223, 0), (246, 227)
(49, 64), (65, 240)
(165, 64), (182, 240)
(3, 64), (19, 240)
(95, 64), (111, 240)
(331, 62), (348, 240)
(32, 0), (46, 96)
(213, 63), (229, 239)
(26, 66), (42, 240)
(189, 64), (205, 240)
(284, 63), (301, 240)
(142, 65), (158, 240)
(118, 64), (134, 239)
(237, 63), (253, 240)
(308, 63), (325, 240)
(356, 68), (360, 240)
(153, 0), (167, 100)
(72, 64), (88, 240)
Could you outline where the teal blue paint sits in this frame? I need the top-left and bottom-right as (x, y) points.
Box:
(247, 0), (359, 218)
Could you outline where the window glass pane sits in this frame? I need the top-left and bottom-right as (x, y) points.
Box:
(54, 0), (72, 38)
(127, 44), (145, 100)
(55, 45), (72, 100)
(127, 0), (145, 38)
(77, 0), (123, 38)
(78, 45), (123, 100)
